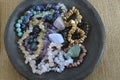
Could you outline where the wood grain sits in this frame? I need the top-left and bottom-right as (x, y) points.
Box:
(0, 0), (120, 80)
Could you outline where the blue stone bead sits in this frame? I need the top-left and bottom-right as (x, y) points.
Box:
(47, 3), (52, 8)
(18, 19), (22, 24)
(29, 8), (34, 12)
(24, 15), (30, 23)
(53, 6), (59, 10)
(54, 13), (60, 20)
(24, 14), (30, 19)
(21, 24), (26, 29)
(18, 32), (23, 37)
(55, 11), (60, 14)
(45, 6), (49, 10)
(40, 6), (44, 10)
(36, 6), (41, 11)
(16, 28), (21, 32)
(32, 6), (36, 9)
(16, 23), (21, 28)
(33, 25), (41, 34)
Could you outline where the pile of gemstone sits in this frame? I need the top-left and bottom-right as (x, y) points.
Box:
(15, 3), (89, 75)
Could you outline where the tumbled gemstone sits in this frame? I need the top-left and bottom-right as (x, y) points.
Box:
(67, 45), (81, 58)
(48, 33), (64, 44)
(53, 16), (65, 30)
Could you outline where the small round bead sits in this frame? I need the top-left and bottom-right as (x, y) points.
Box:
(79, 59), (83, 62)
(20, 16), (24, 20)
(18, 19), (22, 24)
(83, 53), (87, 56)
(16, 23), (21, 28)
(16, 28), (22, 32)
(83, 49), (87, 53)
(36, 6), (42, 11)
(33, 11), (37, 15)
(77, 61), (80, 65)
(21, 24), (26, 30)
(74, 63), (78, 67)
(18, 32), (23, 37)
(29, 8), (34, 12)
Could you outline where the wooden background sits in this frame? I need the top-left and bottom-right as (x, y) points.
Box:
(0, 0), (120, 80)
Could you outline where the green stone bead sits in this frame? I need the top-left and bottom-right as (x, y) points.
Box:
(29, 39), (34, 44)
(67, 45), (81, 58)
(34, 38), (37, 42)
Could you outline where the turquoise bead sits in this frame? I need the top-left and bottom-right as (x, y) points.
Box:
(30, 13), (33, 16)
(18, 32), (23, 37)
(18, 19), (22, 24)
(33, 11), (37, 15)
(38, 11), (41, 14)
(36, 11), (39, 14)
(16, 28), (21, 32)
(20, 16), (24, 20)
(67, 45), (81, 58)
(16, 23), (21, 28)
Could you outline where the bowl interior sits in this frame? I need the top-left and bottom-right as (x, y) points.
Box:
(4, 0), (105, 80)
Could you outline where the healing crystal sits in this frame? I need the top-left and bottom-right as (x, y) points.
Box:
(53, 16), (65, 30)
(48, 33), (64, 44)
(67, 45), (81, 58)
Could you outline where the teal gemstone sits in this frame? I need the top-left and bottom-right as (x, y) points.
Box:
(16, 23), (21, 28)
(18, 32), (23, 37)
(18, 19), (22, 24)
(16, 28), (21, 32)
(67, 45), (81, 58)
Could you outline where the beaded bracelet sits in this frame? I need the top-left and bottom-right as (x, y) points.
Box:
(15, 3), (67, 38)
(67, 44), (87, 68)
(62, 6), (87, 44)
(67, 20), (87, 44)
(63, 6), (82, 27)
(18, 20), (45, 63)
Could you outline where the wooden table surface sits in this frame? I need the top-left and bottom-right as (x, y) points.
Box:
(0, 0), (120, 80)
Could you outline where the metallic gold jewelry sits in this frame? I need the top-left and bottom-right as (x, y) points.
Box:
(63, 6), (82, 27)
(67, 20), (87, 44)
